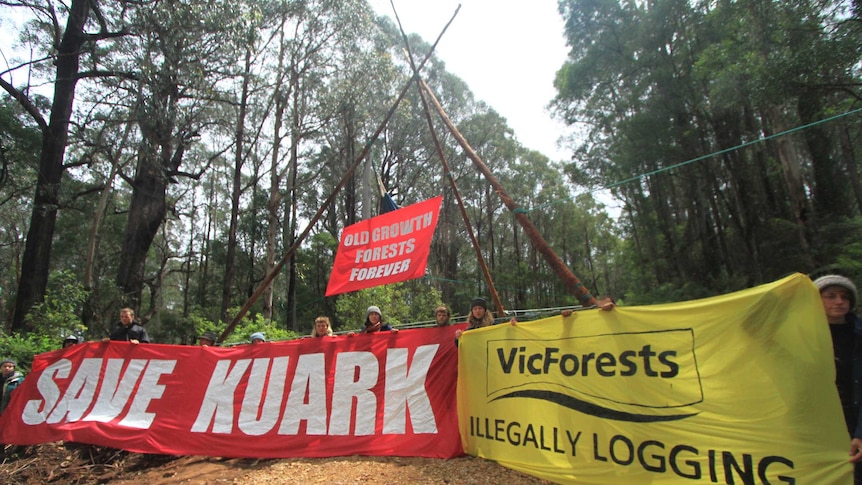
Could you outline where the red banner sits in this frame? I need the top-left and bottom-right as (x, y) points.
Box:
(325, 196), (442, 296)
(0, 326), (464, 459)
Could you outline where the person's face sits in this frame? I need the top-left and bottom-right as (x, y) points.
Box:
(471, 306), (485, 318)
(315, 321), (328, 336)
(821, 286), (852, 323)
(252, 338), (264, 344)
(366, 312), (382, 332)
(120, 310), (133, 326)
(435, 309), (450, 326)
(1, 363), (14, 375)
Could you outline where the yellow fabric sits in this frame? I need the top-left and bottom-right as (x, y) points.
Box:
(457, 273), (851, 484)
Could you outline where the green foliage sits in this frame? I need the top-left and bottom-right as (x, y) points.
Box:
(333, 282), (442, 332)
(624, 281), (718, 306)
(9, 0), (862, 340)
(0, 333), (55, 374)
(220, 309), (300, 345)
(23, 271), (88, 339)
(0, 270), (90, 372)
(813, 217), (862, 284)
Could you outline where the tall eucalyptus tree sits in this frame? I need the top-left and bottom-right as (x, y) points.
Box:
(114, 0), (250, 313)
(1, 0), (134, 330)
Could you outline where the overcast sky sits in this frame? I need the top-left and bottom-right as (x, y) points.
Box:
(368, 1), (572, 162)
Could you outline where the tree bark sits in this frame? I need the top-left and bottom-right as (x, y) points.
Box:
(220, 48), (253, 321)
(12, 0), (91, 330)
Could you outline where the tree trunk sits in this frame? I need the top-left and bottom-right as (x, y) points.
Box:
(287, 101), (299, 332)
(197, 176), (216, 309)
(800, 90), (850, 221)
(116, 142), (169, 310)
(182, 188), (197, 317)
(220, 48), (252, 321)
(838, 121), (862, 211)
(264, 92), (286, 322)
(12, 0), (91, 330)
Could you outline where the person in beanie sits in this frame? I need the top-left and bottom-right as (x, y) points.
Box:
(0, 359), (24, 415)
(249, 332), (266, 344)
(455, 298), (495, 340)
(63, 335), (80, 348)
(813, 274), (862, 483)
(361, 306), (395, 333)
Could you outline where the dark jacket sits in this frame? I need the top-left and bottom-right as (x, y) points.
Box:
(831, 312), (862, 438)
(110, 321), (150, 343)
(0, 370), (24, 414)
(361, 322), (393, 333)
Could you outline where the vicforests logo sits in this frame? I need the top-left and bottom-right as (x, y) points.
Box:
(485, 329), (703, 422)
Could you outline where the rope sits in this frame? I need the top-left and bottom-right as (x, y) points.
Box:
(516, 107), (862, 213)
(601, 106), (862, 191)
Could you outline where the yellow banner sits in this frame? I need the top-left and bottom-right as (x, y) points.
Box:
(457, 273), (850, 484)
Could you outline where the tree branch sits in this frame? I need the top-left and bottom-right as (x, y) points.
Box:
(0, 77), (48, 131)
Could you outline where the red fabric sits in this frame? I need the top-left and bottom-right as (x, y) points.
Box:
(0, 326), (465, 459)
(325, 196), (442, 297)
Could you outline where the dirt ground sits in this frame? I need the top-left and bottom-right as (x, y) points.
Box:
(0, 443), (554, 484)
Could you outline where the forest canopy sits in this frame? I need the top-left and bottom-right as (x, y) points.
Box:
(0, 0), (860, 364)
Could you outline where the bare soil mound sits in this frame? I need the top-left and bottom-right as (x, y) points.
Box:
(0, 443), (553, 484)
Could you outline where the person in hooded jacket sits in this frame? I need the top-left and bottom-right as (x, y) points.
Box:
(0, 359), (24, 415)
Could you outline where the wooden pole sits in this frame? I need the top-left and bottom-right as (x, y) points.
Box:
(218, 8), (462, 343)
(389, 32), (506, 316)
(419, 78), (598, 307)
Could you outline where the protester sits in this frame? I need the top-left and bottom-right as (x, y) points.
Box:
(455, 298), (495, 340)
(198, 331), (218, 346)
(434, 305), (451, 327)
(311, 316), (334, 337)
(250, 332), (266, 344)
(362, 306), (395, 333)
(62, 335), (80, 348)
(106, 308), (149, 344)
(813, 274), (862, 483)
(0, 359), (24, 415)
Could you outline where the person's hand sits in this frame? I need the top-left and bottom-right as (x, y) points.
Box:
(101, 337), (110, 343)
(561, 309), (573, 317)
(129, 339), (140, 344)
(455, 329), (463, 339)
(597, 297), (616, 311)
(390, 328), (399, 333)
(509, 317), (518, 326)
(850, 438), (862, 462)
